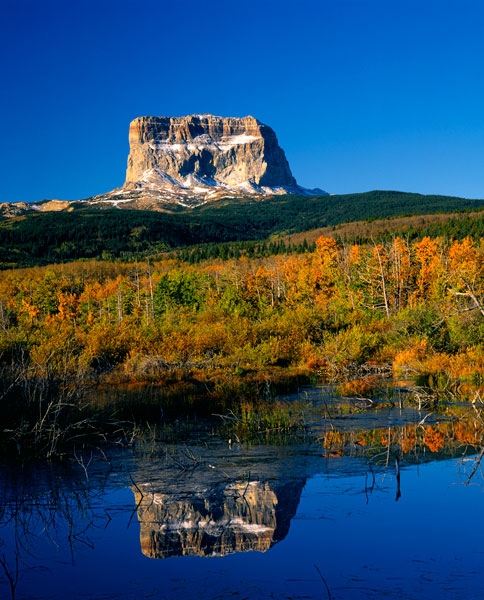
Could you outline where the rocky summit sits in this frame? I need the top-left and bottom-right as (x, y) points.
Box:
(1, 114), (326, 216)
(126, 114), (297, 189)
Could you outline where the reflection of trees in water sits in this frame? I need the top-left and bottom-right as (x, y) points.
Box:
(319, 405), (484, 466)
(320, 405), (484, 504)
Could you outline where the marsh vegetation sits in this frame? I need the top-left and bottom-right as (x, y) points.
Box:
(3, 233), (484, 456)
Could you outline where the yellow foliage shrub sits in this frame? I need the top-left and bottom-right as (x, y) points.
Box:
(393, 340), (429, 375)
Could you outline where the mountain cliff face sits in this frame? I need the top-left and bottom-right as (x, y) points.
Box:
(99, 113), (324, 209)
(126, 114), (296, 189)
(133, 479), (305, 558)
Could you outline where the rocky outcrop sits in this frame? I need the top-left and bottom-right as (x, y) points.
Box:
(125, 114), (296, 190)
(72, 114), (325, 210)
(133, 479), (305, 558)
(0, 199), (74, 218)
(94, 113), (326, 209)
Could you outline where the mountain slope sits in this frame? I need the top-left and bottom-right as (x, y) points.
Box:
(1, 190), (483, 267)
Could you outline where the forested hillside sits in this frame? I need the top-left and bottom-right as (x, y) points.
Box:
(1, 190), (483, 267)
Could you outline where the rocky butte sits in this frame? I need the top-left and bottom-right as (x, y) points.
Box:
(127, 114), (297, 188)
(0, 114), (325, 216)
(133, 478), (305, 559)
(90, 113), (325, 209)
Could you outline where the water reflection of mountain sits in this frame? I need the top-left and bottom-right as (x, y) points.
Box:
(134, 478), (305, 558)
(129, 403), (484, 559)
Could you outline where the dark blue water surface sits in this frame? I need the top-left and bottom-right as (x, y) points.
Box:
(1, 390), (484, 599)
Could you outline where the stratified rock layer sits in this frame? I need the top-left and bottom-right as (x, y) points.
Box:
(125, 114), (296, 189)
(133, 479), (304, 558)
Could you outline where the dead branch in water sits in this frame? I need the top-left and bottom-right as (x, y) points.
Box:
(465, 447), (484, 486)
(0, 553), (18, 600)
(314, 564), (333, 600)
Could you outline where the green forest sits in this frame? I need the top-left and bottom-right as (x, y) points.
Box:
(1, 190), (484, 267)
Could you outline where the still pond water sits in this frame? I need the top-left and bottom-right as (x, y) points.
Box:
(1, 385), (484, 599)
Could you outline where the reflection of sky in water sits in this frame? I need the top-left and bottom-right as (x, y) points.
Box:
(2, 458), (484, 599)
(295, 463), (484, 599)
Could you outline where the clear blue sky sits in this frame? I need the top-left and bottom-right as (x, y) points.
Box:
(3, 0), (484, 202)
